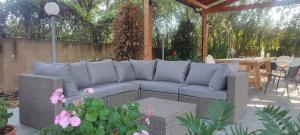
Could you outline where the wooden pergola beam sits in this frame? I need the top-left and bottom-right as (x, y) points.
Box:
(206, 0), (300, 14)
(144, 0), (153, 60)
(185, 0), (208, 9)
(201, 12), (209, 59)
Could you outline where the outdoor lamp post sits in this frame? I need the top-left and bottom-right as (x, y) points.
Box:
(160, 27), (167, 60)
(44, 2), (60, 63)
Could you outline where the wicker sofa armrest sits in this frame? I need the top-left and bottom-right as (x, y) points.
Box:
(227, 72), (248, 122)
(18, 74), (64, 129)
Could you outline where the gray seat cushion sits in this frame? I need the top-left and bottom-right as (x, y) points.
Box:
(154, 60), (191, 83)
(114, 61), (136, 82)
(65, 82), (140, 104)
(130, 60), (157, 80)
(86, 59), (118, 85)
(33, 62), (78, 97)
(179, 85), (227, 100)
(65, 86), (108, 105)
(185, 63), (220, 86)
(136, 80), (188, 94)
(70, 61), (91, 88)
(105, 82), (140, 96)
(209, 64), (239, 91)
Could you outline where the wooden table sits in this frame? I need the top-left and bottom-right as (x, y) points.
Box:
(215, 58), (272, 90)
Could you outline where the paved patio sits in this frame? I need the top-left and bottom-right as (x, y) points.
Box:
(8, 80), (300, 135)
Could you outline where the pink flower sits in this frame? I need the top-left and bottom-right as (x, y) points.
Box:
(59, 116), (70, 128)
(71, 111), (77, 116)
(50, 88), (65, 105)
(50, 95), (59, 104)
(54, 88), (63, 95)
(133, 130), (149, 135)
(59, 110), (69, 118)
(145, 117), (150, 125)
(70, 116), (81, 127)
(84, 88), (94, 94)
(147, 105), (153, 117)
(54, 115), (60, 125)
(141, 130), (149, 135)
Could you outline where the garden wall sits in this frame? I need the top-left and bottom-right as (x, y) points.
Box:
(0, 38), (114, 93)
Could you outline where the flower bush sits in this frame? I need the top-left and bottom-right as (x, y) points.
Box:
(41, 88), (149, 135)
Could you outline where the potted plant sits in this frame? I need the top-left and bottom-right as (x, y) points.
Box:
(41, 88), (150, 135)
(0, 99), (15, 135)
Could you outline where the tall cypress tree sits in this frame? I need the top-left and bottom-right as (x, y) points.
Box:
(172, 18), (197, 60)
(112, 0), (144, 60)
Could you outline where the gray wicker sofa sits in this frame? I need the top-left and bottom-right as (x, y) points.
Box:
(18, 59), (248, 129)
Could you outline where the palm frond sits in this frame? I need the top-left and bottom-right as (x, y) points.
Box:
(225, 124), (256, 135)
(255, 105), (298, 135)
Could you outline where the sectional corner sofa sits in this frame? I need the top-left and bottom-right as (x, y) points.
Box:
(18, 59), (248, 129)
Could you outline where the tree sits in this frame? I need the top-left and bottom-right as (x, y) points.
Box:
(112, 0), (144, 60)
(172, 15), (198, 60)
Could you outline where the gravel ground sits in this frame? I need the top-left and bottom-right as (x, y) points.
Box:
(0, 92), (19, 109)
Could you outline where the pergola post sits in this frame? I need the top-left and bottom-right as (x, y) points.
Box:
(144, 0), (153, 60)
(201, 12), (209, 59)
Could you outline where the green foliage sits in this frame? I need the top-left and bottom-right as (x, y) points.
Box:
(0, 99), (13, 129)
(172, 14), (198, 60)
(225, 125), (255, 135)
(40, 98), (144, 135)
(255, 105), (300, 135)
(177, 100), (234, 135)
(178, 101), (300, 135)
(112, 0), (144, 60)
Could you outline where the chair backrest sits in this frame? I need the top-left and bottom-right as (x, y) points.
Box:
(276, 56), (293, 67)
(205, 55), (215, 64)
(287, 58), (300, 78)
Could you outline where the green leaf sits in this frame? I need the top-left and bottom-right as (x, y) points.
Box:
(85, 110), (98, 122)
(95, 126), (105, 135)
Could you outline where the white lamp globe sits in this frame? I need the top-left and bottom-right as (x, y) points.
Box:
(44, 2), (60, 16)
(160, 27), (167, 36)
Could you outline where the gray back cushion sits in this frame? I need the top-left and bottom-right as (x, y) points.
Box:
(33, 62), (78, 97)
(209, 64), (239, 91)
(185, 63), (220, 86)
(86, 59), (118, 85)
(114, 61), (136, 82)
(154, 60), (191, 83)
(70, 61), (91, 88)
(130, 60), (157, 80)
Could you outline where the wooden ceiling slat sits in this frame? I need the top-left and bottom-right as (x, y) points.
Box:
(206, 0), (300, 13)
(204, 0), (237, 13)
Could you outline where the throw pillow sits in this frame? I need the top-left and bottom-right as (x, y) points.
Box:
(86, 59), (118, 85)
(154, 60), (191, 83)
(70, 61), (91, 88)
(209, 63), (239, 91)
(130, 60), (157, 80)
(185, 63), (220, 85)
(114, 61), (136, 82)
(33, 62), (78, 97)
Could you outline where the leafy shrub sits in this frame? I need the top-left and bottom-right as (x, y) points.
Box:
(178, 100), (300, 135)
(0, 99), (12, 129)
